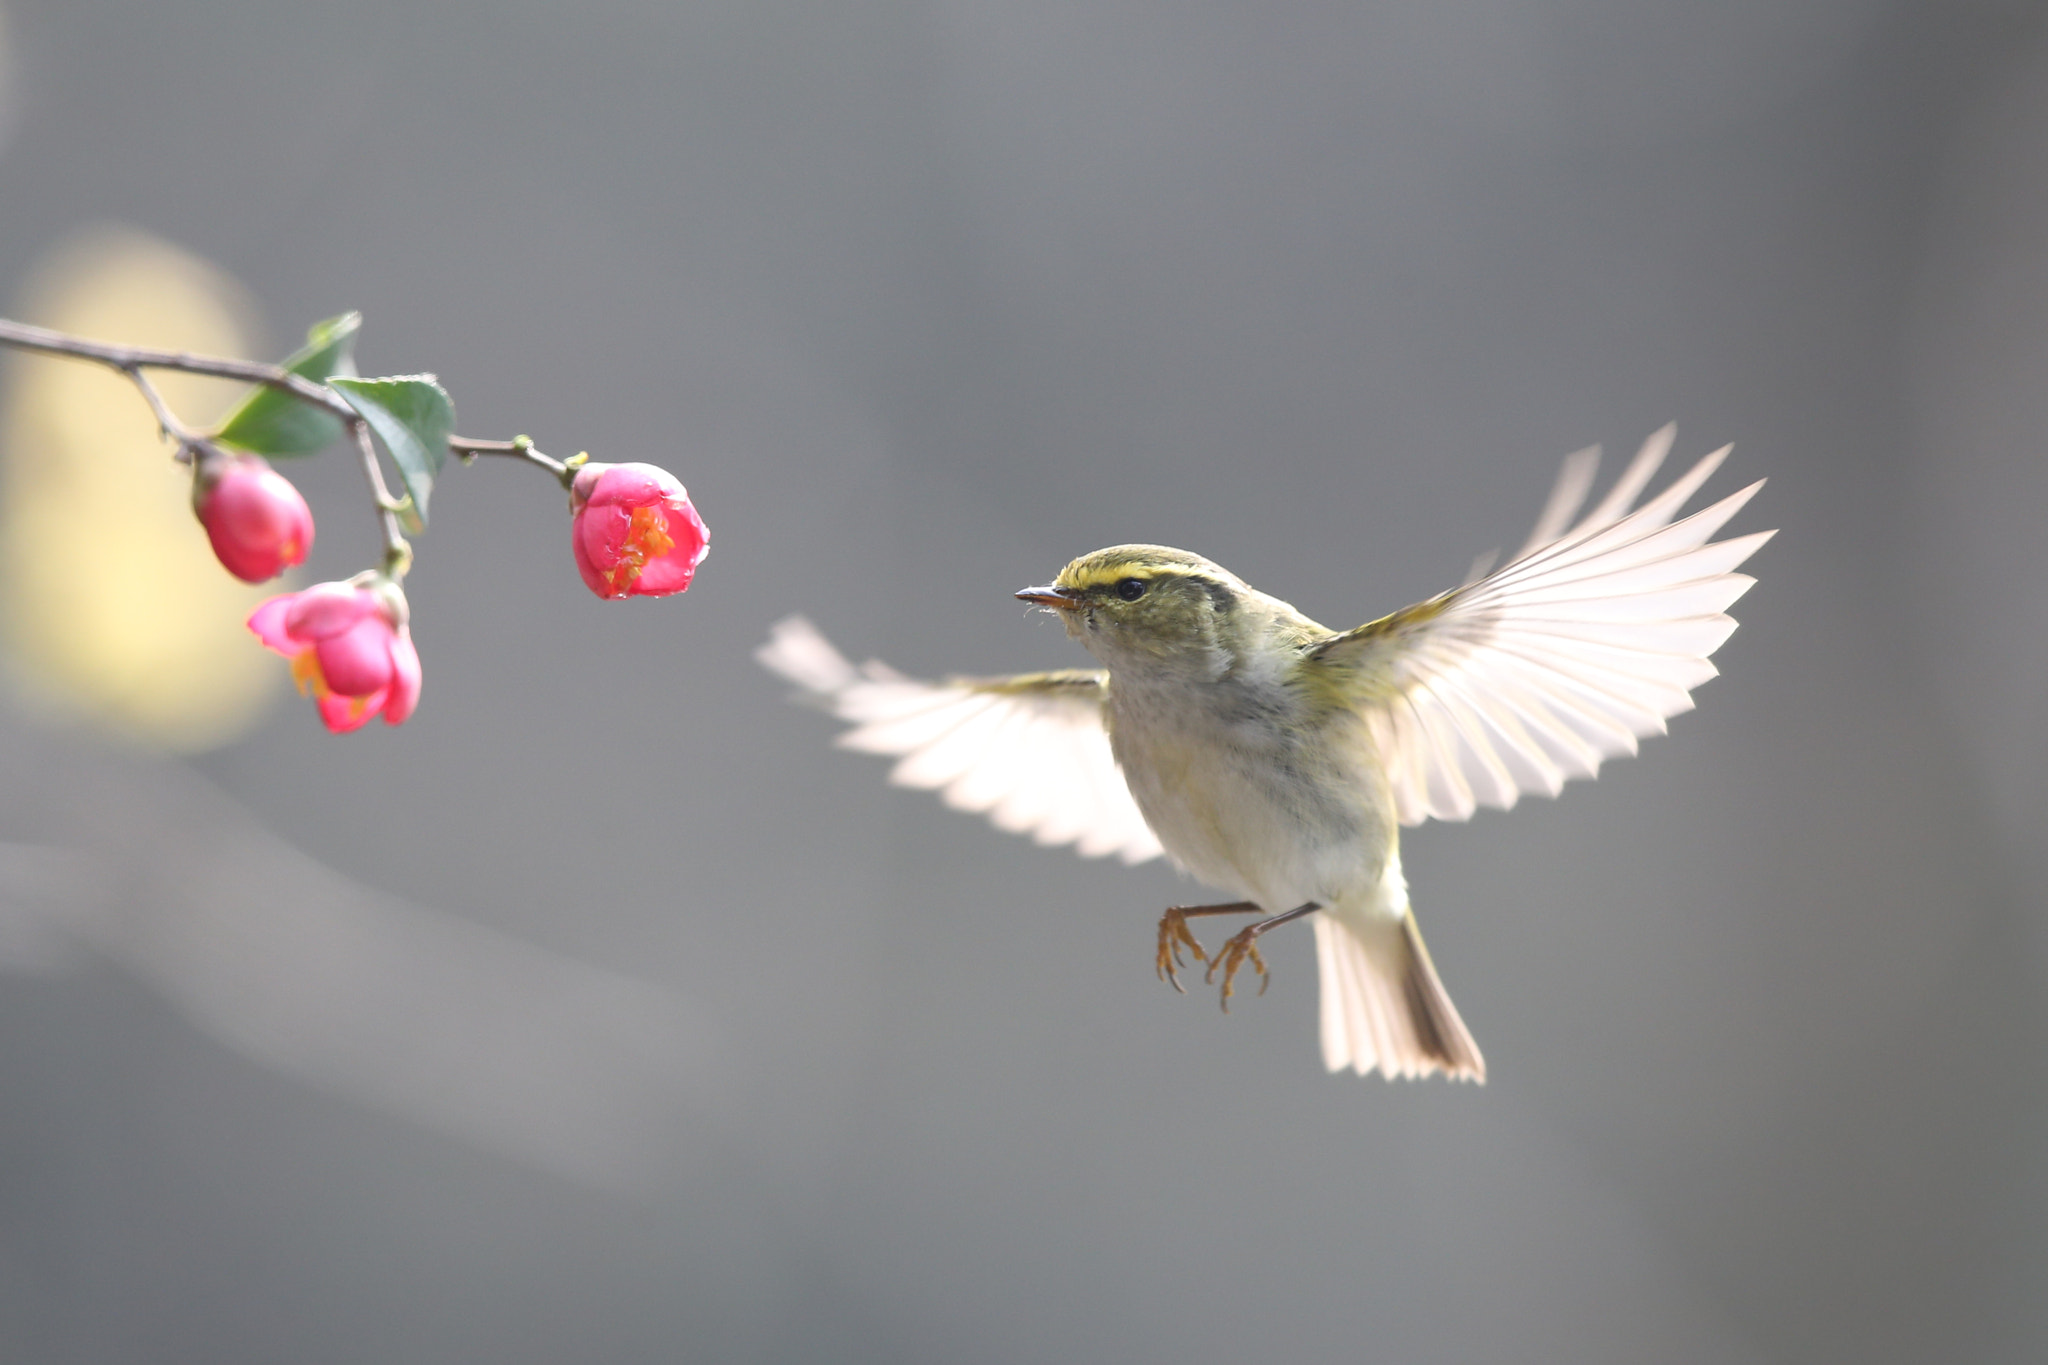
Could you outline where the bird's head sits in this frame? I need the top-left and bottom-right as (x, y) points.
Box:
(1016, 545), (1257, 671)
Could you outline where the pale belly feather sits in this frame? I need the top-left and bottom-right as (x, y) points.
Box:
(1105, 673), (1396, 915)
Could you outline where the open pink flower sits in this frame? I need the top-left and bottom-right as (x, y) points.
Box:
(193, 453), (315, 583)
(569, 462), (708, 599)
(248, 579), (421, 733)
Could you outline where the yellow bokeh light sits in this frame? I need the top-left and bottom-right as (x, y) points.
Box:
(0, 226), (284, 750)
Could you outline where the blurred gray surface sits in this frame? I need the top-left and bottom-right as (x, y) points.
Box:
(2, 1), (2046, 1361)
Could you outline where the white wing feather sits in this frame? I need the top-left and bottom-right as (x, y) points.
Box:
(1319, 424), (1773, 826)
(756, 617), (1164, 864)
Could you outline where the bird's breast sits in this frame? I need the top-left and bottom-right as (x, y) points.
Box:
(1105, 668), (1394, 910)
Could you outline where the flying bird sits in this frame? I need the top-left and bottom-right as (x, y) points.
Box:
(758, 426), (1770, 1081)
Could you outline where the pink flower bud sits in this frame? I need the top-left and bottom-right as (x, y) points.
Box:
(248, 578), (421, 733)
(568, 462), (708, 600)
(193, 453), (315, 583)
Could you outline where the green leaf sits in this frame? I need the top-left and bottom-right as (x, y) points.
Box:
(213, 312), (362, 456)
(330, 375), (455, 526)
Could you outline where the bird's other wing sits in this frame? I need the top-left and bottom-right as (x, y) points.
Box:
(756, 617), (1164, 864)
(1310, 424), (1774, 826)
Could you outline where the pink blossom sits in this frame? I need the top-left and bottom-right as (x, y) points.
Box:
(193, 453), (315, 583)
(248, 579), (421, 732)
(569, 462), (708, 599)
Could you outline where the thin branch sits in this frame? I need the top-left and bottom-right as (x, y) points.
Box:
(448, 434), (577, 489)
(124, 367), (210, 458)
(352, 421), (413, 580)
(0, 316), (356, 421)
(1, 320), (578, 486)
(1, 318), (570, 573)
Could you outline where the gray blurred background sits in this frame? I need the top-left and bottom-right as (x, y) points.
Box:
(0, 0), (2045, 1360)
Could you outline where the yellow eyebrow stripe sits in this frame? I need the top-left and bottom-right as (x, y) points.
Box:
(1062, 562), (1205, 595)
(1059, 563), (1147, 592)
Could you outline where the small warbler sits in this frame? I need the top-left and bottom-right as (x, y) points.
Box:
(759, 426), (1770, 1081)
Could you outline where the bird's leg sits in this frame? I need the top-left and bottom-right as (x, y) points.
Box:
(1206, 902), (1321, 1011)
(1155, 901), (1262, 992)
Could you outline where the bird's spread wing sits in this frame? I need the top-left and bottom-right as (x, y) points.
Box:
(756, 617), (1164, 864)
(1311, 425), (1774, 826)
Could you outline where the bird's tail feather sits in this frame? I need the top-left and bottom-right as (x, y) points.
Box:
(1312, 907), (1485, 1082)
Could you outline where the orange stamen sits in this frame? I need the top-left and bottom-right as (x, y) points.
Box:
(288, 648), (329, 699)
(605, 505), (676, 595)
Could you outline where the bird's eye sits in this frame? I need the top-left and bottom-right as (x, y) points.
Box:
(1116, 577), (1147, 602)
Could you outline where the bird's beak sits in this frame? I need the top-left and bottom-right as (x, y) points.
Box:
(1015, 583), (1081, 609)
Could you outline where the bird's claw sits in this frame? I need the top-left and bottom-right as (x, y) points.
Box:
(1155, 907), (1210, 993)
(1203, 927), (1270, 1012)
